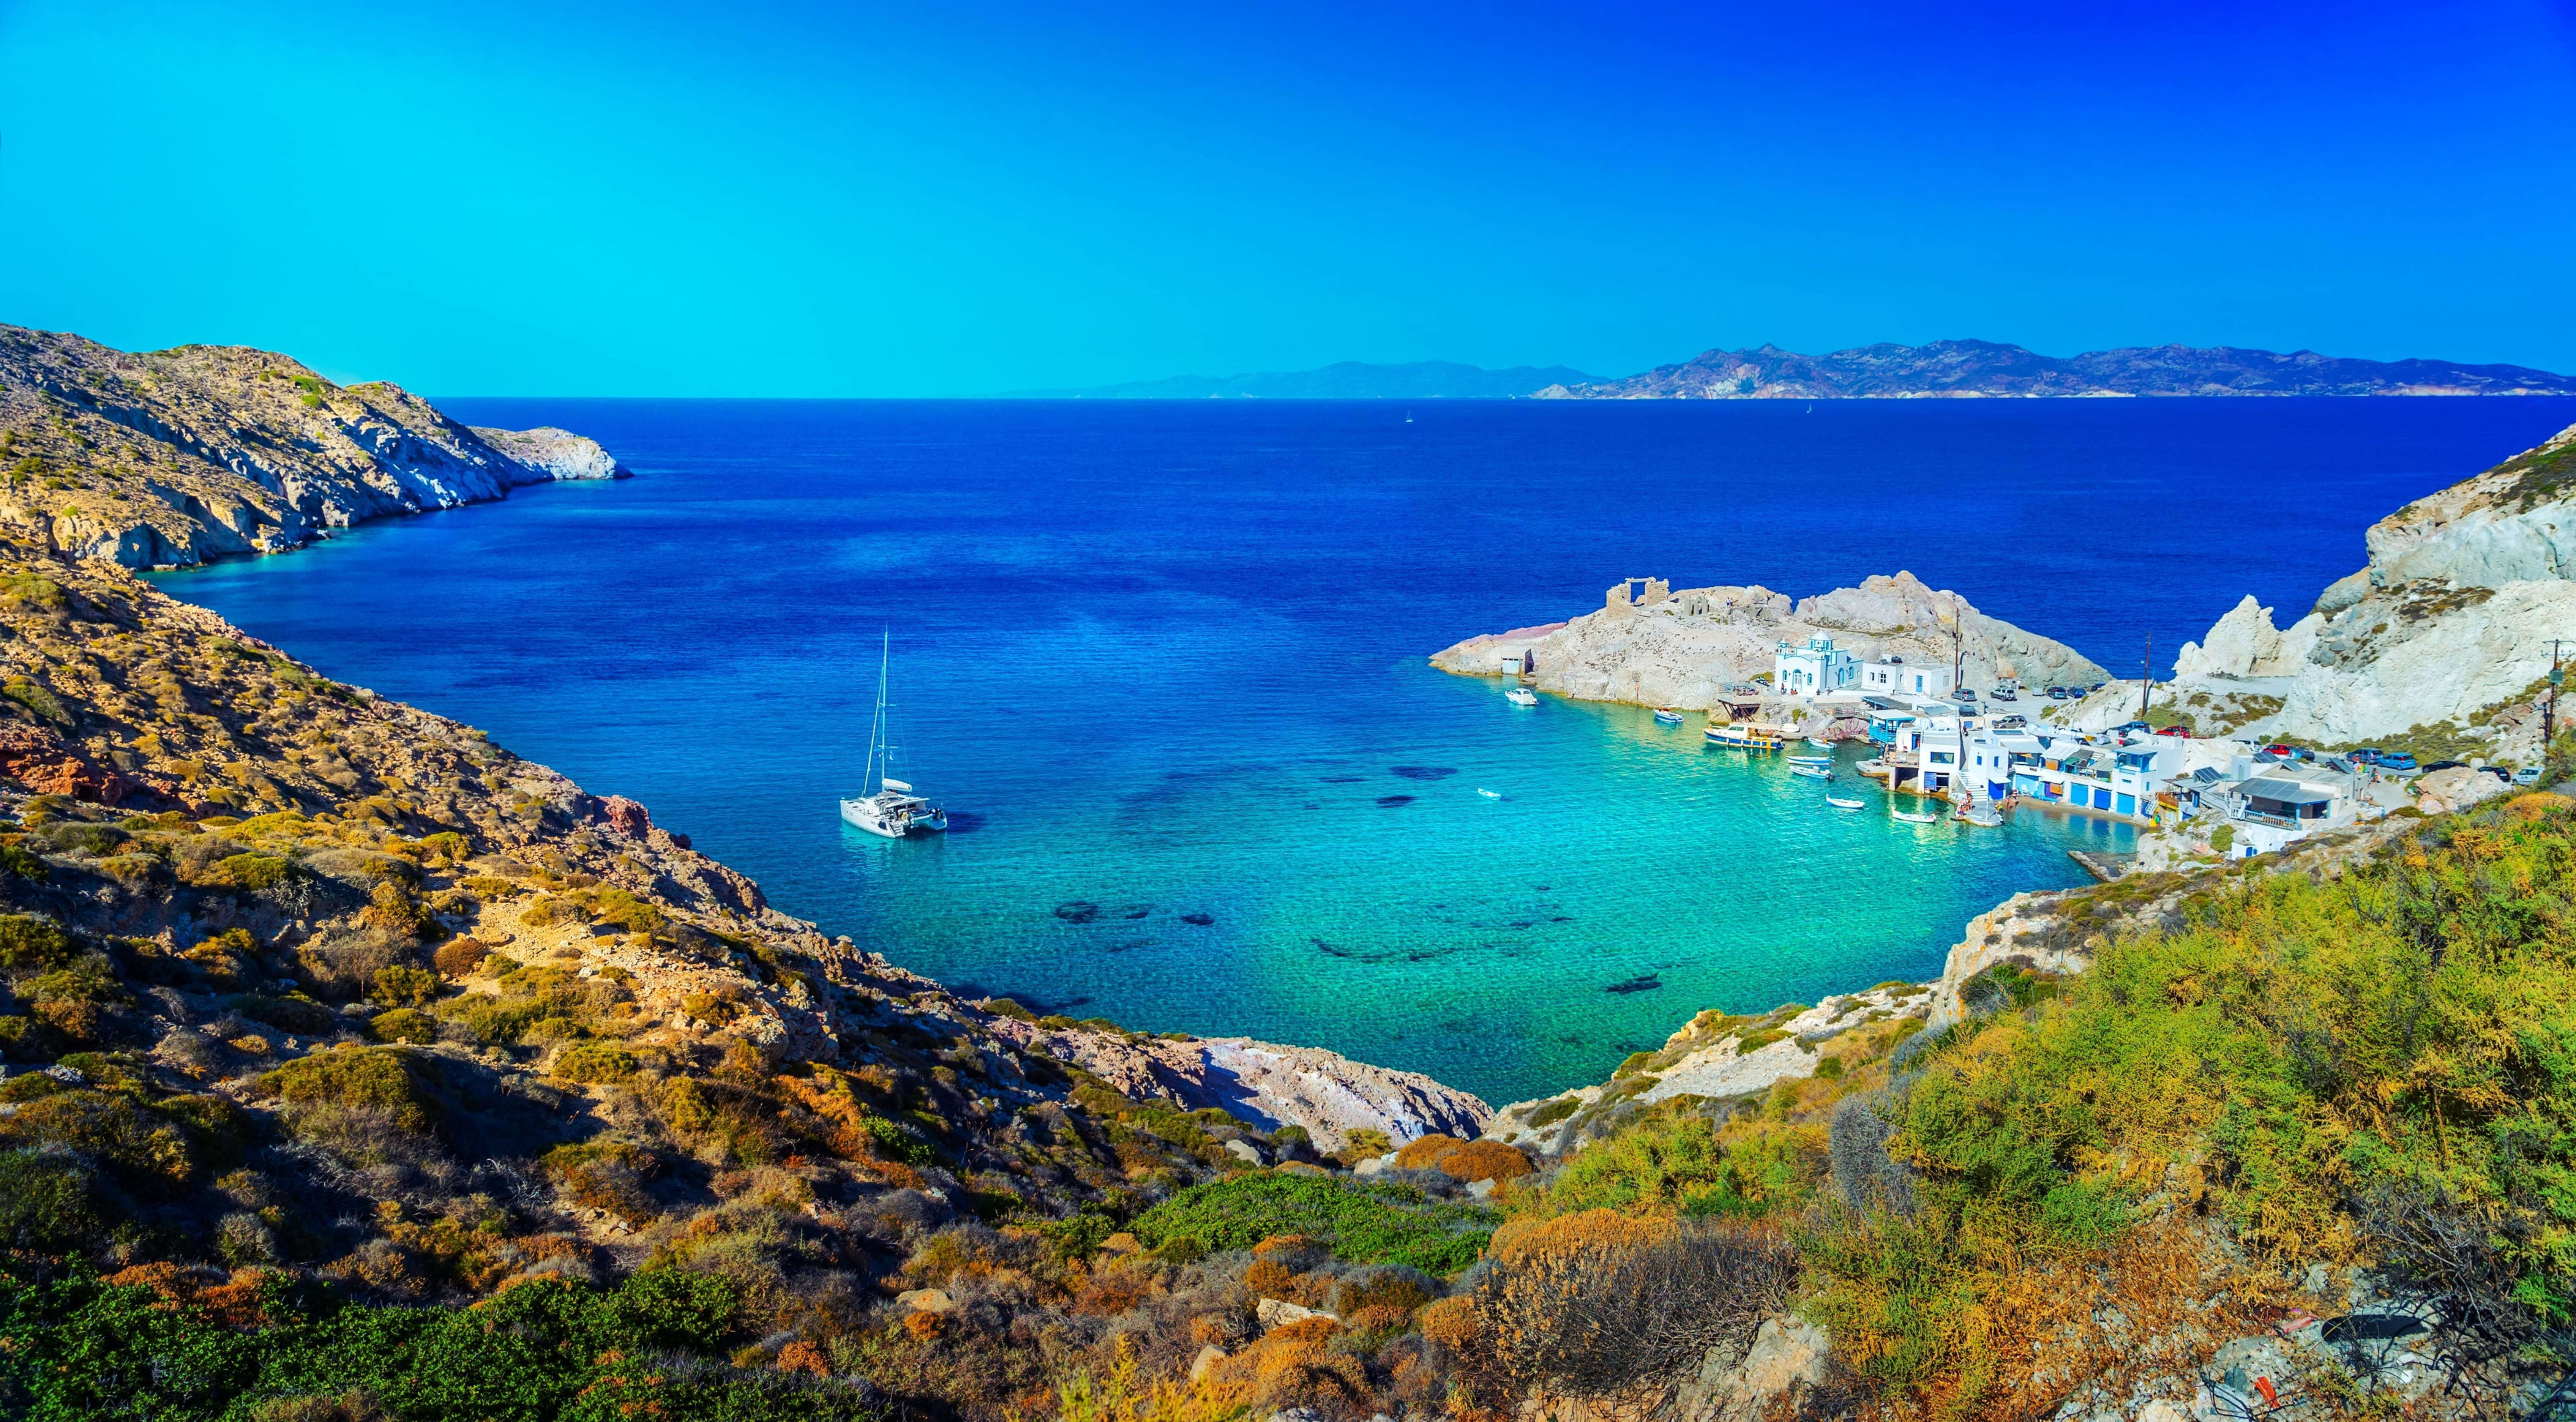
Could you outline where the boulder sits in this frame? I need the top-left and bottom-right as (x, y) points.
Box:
(1256, 1297), (1338, 1331)
(896, 1288), (955, 1314)
(2414, 766), (2511, 816)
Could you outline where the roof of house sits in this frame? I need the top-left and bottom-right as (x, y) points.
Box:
(2240, 777), (2337, 805)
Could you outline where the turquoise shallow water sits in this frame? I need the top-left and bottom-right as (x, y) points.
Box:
(144, 398), (2576, 1103)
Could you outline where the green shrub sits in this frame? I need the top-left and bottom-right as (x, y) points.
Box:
(552, 1042), (639, 1085)
(0, 841), (46, 881)
(0, 1149), (105, 1252)
(203, 853), (294, 890)
(369, 964), (440, 1007)
(0, 1268), (840, 1422)
(3, 675), (68, 724)
(258, 1048), (437, 1134)
(1130, 1172), (1497, 1273)
(229, 993), (335, 1036)
(369, 1007), (437, 1044)
(0, 915), (74, 972)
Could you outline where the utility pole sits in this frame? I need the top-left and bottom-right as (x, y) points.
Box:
(2139, 634), (2153, 722)
(2550, 640), (2565, 750)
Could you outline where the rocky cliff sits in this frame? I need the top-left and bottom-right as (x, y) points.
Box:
(1432, 570), (2105, 710)
(0, 325), (613, 568)
(1535, 339), (2576, 400)
(2168, 422), (2576, 748)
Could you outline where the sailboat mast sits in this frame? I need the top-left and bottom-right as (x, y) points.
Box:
(869, 630), (891, 796)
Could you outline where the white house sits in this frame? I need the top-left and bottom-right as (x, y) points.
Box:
(1859, 655), (1954, 698)
(2210, 764), (2365, 855)
(1774, 633), (1859, 696)
(1957, 726), (2189, 822)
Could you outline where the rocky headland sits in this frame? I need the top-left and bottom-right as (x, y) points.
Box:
(1432, 569), (2106, 714)
(0, 324), (622, 568)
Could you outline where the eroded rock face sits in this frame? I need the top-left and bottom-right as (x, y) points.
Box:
(1432, 571), (2104, 710)
(2365, 423), (2576, 590)
(0, 325), (626, 569)
(2166, 424), (2576, 745)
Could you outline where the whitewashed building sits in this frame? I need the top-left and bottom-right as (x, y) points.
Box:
(1774, 633), (1859, 696)
(1859, 655), (1954, 699)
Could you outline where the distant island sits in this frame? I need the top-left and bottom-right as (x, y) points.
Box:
(1023, 340), (2576, 400)
(1536, 339), (2576, 399)
(1009, 359), (1597, 400)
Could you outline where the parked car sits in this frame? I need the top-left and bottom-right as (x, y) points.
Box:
(2350, 747), (2384, 765)
(2517, 766), (2545, 785)
(2379, 753), (2418, 771)
(2155, 724), (2190, 737)
(2485, 765), (2514, 783)
(2423, 759), (2466, 773)
(1990, 687), (2017, 702)
(2263, 744), (2296, 757)
(2047, 687), (2071, 700)
(1956, 688), (1978, 701)
(2113, 720), (2150, 734)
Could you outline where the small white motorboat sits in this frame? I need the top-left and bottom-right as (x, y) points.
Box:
(1791, 765), (1833, 780)
(1786, 754), (1830, 765)
(1892, 808), (1943, 824)
(1477, 787), (1502, 800)
(1825, 796), (1866, 810)
(1505, 686), (1539, 707)
(1806, 736), (1833, 750)
(1654, 708), (1685, 725)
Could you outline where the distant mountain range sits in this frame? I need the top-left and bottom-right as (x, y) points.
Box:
(1010, 360), (1597, 400)
(1014, 341), (2576, 400)
(1534, 339), (2576, 399)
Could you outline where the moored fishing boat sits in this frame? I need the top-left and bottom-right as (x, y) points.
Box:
(1791, 765), (1833, 780)
(1707, 720), (1790, 751)
(1825, 795), (1866, 810)
(1892, 808), (1943, 824)
(1654, 707), (1685, 725)
(1506, 686), (1539, 706)
(1805, 736), (1833, 750)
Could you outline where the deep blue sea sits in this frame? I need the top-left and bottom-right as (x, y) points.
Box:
(146, 398), (2576, 1105)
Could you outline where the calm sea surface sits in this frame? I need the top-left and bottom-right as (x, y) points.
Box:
(147, 398), (2576, 1104)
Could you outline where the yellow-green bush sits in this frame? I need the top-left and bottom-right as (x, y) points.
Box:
(258, 1048), (437, 1134)
(370, 1007), (437, 1044)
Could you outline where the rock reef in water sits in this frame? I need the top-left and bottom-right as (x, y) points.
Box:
(0, 324), (625, 568)
(1432, 570), (2106, 710)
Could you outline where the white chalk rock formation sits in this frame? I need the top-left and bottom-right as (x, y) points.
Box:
(2171, 596), (2321, 679)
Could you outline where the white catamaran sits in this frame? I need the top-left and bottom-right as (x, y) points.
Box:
(840, 632), (948, 838)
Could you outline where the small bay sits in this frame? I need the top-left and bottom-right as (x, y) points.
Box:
(148, 396), (2576, 1103)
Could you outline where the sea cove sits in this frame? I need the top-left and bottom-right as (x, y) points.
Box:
(147, 396), (2576, 1103)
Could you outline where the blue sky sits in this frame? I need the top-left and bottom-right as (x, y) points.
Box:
(2, 1), (2572, 395)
